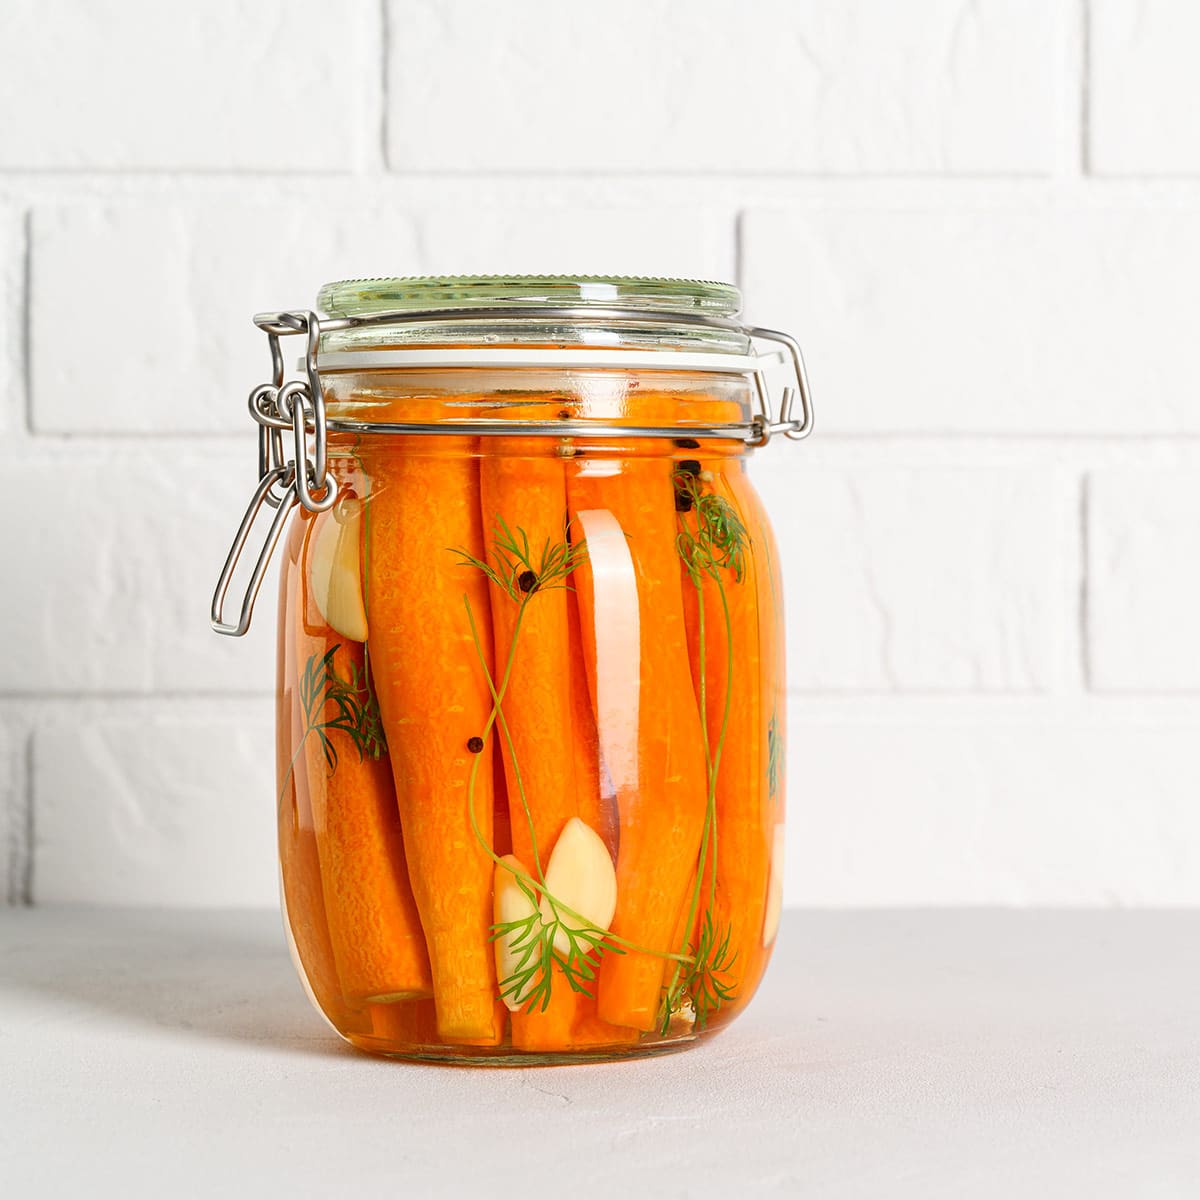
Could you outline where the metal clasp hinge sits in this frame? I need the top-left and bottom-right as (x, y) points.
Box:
(210, 311), (335, 637)
(744, 325), (815, 448)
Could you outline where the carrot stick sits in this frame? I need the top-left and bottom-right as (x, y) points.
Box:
(480, 401), (604, 1052)
(677, 458), (769, 1010)
(478, 427), (578, 870)
(368, 997), (438, 1045)
(363, 424), (502, 1043)
(510, 967), (577, 1051)
(367, 997), (507, 1049)
(567, 582), (615, 857)
(723, 461), (787, 1001)
(296, 504), (433, 1001)
(276, 514), (350, 1024)
(569, 1000), (640, 1048)
(492, 739), (513, 858)
(567, 400), (708, 1032)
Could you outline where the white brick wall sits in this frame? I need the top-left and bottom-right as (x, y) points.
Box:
(33, 702), (274, 905)
(1089, 0), (1200, 175)
(742, 204), (1200, 434)
(1, 1), (1197, 908)
(1087, 472), (1200, 690)
(387, 0), (1060, 173)
(0, 0), (379, 170)
(31, 203), (732, 433)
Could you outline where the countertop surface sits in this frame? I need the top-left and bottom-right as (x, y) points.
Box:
(1, 909), (1197, 1199)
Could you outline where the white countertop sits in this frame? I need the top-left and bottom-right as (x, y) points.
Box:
(1, 909), (1196, 1199)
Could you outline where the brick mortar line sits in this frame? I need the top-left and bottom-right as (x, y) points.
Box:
(1080, 473), (1093, 690)
(1079, 0), (1092, 177)
(20, 208), (31, 438)
(379, 0), (390, 171)
(16, 731), (32, 906)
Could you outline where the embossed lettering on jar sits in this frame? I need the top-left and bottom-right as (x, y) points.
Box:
(211, 276), (813, 1064)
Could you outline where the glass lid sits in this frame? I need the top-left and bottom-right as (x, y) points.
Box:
(317, 275), (742, 319)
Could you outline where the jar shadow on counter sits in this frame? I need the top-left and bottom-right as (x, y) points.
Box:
(0, 908), (355, 1060)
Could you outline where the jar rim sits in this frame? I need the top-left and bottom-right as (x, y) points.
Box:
(316, 275), (742, 319)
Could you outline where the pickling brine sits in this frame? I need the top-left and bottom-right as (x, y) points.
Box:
(214, 277), (811, 1063)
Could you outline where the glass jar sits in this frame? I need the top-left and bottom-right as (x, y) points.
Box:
(212, 276), (813, 1064)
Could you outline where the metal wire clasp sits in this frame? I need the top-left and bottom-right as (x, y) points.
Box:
(211, 311), (335, 636)
(743, 326), (815, 447)
(211, 304), (815, 637)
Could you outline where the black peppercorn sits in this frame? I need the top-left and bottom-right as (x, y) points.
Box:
(674, 490), (694, 513)
(517, 569), (538, 593)
(466, 736), (484, 753)
(678, 459), (701, 476)
(673, 437), (701, 449)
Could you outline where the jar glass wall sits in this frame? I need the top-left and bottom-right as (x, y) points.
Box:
(276, 365), (787, 1062)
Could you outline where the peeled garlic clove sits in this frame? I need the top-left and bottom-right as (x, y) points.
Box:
(310, 498), (368, 642)
(762, 824), (786, 946)
(539, 817), (617, 957)
(494, 855), (540, 1012)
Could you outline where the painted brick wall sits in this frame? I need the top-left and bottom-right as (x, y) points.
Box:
(2, 0), (1197, 907)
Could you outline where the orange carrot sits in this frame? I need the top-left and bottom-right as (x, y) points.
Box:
(276, 515), (346, 1024)
(567, 582), (615, 856)
(478, 427), (577, 870)
(297, 504), (432, 1002)
(510, 968), (578, 1051)
(567, 409), (709, 1032)
(363, 426), (502, 1043)
(367, 997), (438, 1046)
(722, 460), (787, 1003)
(677, 459), (769, 1011)
(492, 740), (513, 858)
(569, 1002), (640, 1048)
(480, 401), (607, 1052)
(367, 997), (507, 1049)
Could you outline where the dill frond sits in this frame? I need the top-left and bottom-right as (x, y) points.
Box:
(452, 517), (587, 603)
(299, 644), (387, 772)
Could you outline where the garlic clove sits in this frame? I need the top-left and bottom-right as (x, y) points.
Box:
(310, 497), (368, 642)
(762, 823), (786, 946)
(539, 817), (617, 957)
(494, 855), (539, 1012)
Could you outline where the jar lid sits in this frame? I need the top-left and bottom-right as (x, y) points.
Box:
(213, 285), (814, 635)
(316, 275), (742, 320)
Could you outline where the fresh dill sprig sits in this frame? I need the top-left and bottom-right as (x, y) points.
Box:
(659, 466), (750, 1033)
(767, 709), (782, 801)
(278, 643), (386, 809)
(674, 469), (749, 585)
(453, 516), (586, 602)
(491, 878), (619, 1013)
(659, 911), (739, 1034)
(298, 644), (387, 772)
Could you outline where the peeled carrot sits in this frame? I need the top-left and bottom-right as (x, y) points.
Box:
(367, 997), (438, 1046)
(677, 459), (769, 1010)
(492, 741), (513, 858)
(478, 422), (578, 871)
(479, 401), (610, 1051)
(297, 505), (432, 1002)
(723, 460), (787, 1002)
(276, 515), (347, 1024)
(367, 997), (507, 1049)
(363, 426), (502, 1043)
(567, 397), (709, 1032)
(510, 967), (577, 1051)
(567, 582), (615, 857)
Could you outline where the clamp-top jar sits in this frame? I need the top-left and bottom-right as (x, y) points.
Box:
(212, 276), (812, 1064)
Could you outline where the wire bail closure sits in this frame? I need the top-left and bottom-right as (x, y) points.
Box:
(211, 304), (814, 636)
